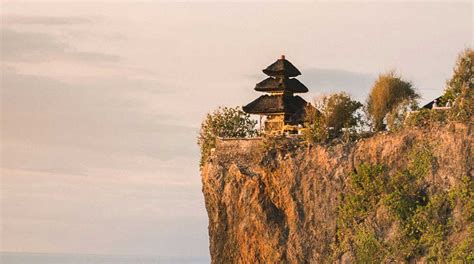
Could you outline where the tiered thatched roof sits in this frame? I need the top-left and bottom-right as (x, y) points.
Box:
(262, 55), (301, 77)
(255, 77), (308, 93)
(242, 94), (308, 114)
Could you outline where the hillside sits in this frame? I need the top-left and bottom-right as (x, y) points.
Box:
(201, 123), (473, 263)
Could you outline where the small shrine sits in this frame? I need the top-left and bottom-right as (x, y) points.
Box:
(243, 55), (314, 135)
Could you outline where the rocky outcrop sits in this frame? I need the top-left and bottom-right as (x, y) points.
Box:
(201, 123), (473, 263)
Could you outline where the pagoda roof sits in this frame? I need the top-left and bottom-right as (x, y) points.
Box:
(243, 94), (308, 114)
(255, 77), (308, 93)
(262, 55), (301, 77)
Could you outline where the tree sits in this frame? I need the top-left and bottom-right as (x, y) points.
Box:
(444, 49), (474, 120)
(304, 92), (362, 143)
(317, 92), (363, 135)
(197, 106), (258, 166)
(303, 106), (327, 144)
(366, 71), (419, 131)
(443, 48), (473, 102)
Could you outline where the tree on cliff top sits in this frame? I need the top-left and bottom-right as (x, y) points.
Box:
(443, 48), (473, 100)
(366, 71), (419, 131)
(444, 48), (474, 120)
(198, 106), (258, 166)
(317, 92), (363, 135)
(304, 92), (362, 143)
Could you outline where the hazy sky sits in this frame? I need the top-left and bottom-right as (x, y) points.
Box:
(1, 0), (472, 259)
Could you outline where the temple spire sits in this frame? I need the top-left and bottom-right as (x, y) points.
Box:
(262, 55), (301, 78)
(243, 56), (315, 135)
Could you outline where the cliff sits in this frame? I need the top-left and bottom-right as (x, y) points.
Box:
(201, 123), (473, 263)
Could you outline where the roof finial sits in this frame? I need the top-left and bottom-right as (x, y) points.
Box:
(281, 55), (285, 60)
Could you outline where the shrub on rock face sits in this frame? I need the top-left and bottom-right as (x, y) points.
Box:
(366, 71), (419, 131)
(197, 106), (258, 166)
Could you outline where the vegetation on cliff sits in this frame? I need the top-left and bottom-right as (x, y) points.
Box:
(199, 49), (472, 151)
(199, 49), (473, 263)
(366, 71), (419, 131)
(304, 92), (362, 144)
(336, 144), (473, 262)
(201, 121), (473, 263)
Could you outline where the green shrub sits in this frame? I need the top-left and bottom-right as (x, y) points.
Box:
(448, 225), (474, 262)
(404, 49), (473, 128)
(413, 193), (452, 260)
(333, 143), (468, 262)
(444, 48), (473, 100)
(335, 164), (385, 258)
(405, 108), (449, 128)
(353, 226), (386, 263)
(384, 170), (426, 224)
(302, 108), (328, 144)
(304, 92), (362, 144)
(447, 176), (474, 262)
(317, 92), (362, 135)
(382, 144), (438, 260)
(450, 83), (474, 122)
(407, 143), (435, 179)
(338, 164), (385, 226)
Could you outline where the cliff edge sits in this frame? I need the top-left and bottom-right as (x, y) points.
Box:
(201, 123), (473, 263)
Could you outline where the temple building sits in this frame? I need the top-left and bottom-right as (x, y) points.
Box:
(243, 55), (315, 134)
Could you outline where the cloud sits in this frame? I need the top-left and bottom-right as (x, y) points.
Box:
(1, 28), (119, 62)
(299, 68), (376, 101)
(3, 15), (95, 25)
(1, 70), (207, 256)
(1, 71), (197, 176)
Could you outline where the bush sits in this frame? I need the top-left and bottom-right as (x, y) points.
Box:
(304, 92), (362, 144)
(382, 145), (435, 260)
(339, 164), (385, 225)
(406, 49), (473, 127)
(366, 71), (419, 131)
(443, 48), (473, 100)
(353, 226), (386, 264)
(448, 225), (474, 262)
(405, 108), (449, 128)
(317, 92), (363, 135)
(197, 106), (258, 166)
(413, 193), (452, 260)
(450, 84), (474, 122)
(447, 175), (474, 262)
(302, 107), (328, 144)
(333, 143), (469, 262)
(335, 164), (385, 257)
(446, 49), (474, 122)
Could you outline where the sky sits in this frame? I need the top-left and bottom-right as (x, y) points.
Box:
(0, 0), (472, 259)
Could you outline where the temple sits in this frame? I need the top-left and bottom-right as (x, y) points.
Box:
(243, 55), (315, 135)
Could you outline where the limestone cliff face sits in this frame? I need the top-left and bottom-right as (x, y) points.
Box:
(201, 123), (473, 263)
